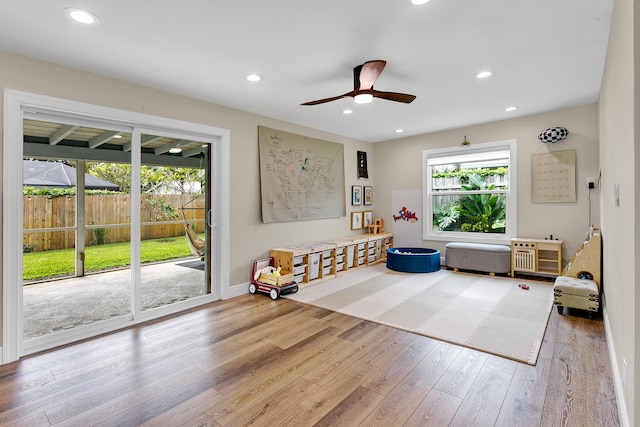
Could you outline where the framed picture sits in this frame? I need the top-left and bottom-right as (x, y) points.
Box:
(351, 211), (363, 230)
(364, 186), (373, 205)
(357, 151), (368, 179)
(352, 185), (362, 206)
(363, 210), (373, 227)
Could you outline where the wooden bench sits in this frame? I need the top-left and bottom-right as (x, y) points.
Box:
(445, 242), (511, 275)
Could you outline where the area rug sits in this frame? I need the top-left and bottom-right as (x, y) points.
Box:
(285, 264), (554, 365)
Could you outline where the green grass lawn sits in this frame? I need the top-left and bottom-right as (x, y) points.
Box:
(23, 235), (201, 281)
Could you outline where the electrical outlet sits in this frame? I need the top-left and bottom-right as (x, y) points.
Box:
(587, 177), (595, 189)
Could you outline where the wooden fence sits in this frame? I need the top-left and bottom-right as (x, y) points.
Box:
(431, 175), (509, 207)
(23, 194), (205, 252)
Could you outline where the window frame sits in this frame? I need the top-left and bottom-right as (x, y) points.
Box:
(422, 139), (517, 244)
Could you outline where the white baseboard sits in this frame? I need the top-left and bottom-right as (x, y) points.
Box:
(225, 282), (251, 299)
(603, 304), (630, 427)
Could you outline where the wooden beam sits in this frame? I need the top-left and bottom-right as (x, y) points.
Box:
(123, 134), (163, 152)
(154, 139), (191, 155)
(182, 147), (207, 158)
(88, 131), (121, 149)
(24, 142), (203, 168)
(49, 124), (78, 145)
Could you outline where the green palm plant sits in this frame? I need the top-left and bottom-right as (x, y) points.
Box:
(433, 200), (461, 231)
(458, 174), (506, 233)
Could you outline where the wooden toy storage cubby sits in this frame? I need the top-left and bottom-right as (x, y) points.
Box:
(270, 232), (393, 288)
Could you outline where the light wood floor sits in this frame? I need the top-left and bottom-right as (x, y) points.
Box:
(0, 292), (620, 426)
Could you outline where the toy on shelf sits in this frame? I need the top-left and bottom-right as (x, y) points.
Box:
(367, 218), (384, 234)
(249, 258), (298, 300)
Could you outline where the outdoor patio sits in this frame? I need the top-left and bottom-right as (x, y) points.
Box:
(22, 258), (206, 340)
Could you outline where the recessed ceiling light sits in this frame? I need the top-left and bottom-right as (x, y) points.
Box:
(169, 148), (182, 154)
(246, 73), (263, 82)
(411, 0), (430, 4)
(475, 70), (492, 79)
(342, 109), (353, 115)
(64, 8), (100, 25)
(505, 106), (518, 112)
(395, 129), (404, 133)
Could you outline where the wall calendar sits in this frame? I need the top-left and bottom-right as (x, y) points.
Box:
(531, 149), (576, 203)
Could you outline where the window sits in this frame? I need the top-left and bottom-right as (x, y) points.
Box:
(422, 140), (516, 243)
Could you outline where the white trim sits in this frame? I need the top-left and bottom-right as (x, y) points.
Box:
(602, 304), (630, 427)
(3, 90), (25, 363)
(227, 282), (253, 299)
(2, 89), (231, 363)
(217, 131), (231, 299)
(131, 128), (142, 318)
(422, 139), (517, 245)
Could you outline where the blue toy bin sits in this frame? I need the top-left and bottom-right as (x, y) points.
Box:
(386, 247), (441, 273)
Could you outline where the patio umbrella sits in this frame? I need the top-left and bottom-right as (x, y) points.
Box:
(23, 160), (120, 191)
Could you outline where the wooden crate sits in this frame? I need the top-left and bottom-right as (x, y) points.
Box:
(258, 272), (294, 287)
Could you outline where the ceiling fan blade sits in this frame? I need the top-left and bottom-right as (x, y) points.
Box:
(356, 60), (386, 90)
(302, 60), (415, 106)
(372, 90), (416, 104)
(301, 91), (356, 106)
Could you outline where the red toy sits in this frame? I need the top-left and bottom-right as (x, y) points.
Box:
(249, 258), (298, 300)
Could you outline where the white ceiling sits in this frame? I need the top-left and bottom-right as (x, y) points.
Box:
(0, 0), (613, 143)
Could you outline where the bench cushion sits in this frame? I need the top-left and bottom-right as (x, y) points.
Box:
(553, 276), (600, 313)
(445, 242), (511, 274)
(553, 276), (599, 297)
(445, 242), (511, 253)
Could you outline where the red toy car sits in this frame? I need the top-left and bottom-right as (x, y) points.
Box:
(249, 258), (298, 300)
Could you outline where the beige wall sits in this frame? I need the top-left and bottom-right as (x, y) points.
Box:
(0, 51), (373, 292)
(374, 104), (601, 259)
(599, 0), (637, 425)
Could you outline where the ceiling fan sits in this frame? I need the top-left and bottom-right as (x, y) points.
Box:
(301, 60), (416, 106)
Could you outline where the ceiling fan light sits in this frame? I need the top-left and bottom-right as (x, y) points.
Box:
(354, 94), (373, 104)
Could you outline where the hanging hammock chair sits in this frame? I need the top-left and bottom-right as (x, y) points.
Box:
(181, 196), (206, 258)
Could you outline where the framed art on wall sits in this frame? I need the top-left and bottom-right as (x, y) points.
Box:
(363, 210), (373, 227)
(352, 185), (362, 205)
(357, 151), (368, 179)
(364, 186), (373, 205)
(351, 211), (363, 230)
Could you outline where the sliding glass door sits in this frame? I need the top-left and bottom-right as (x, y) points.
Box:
(22, 122), (134, 343)
(139, 133), (212, 312)
(5, 95), (224, 361)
